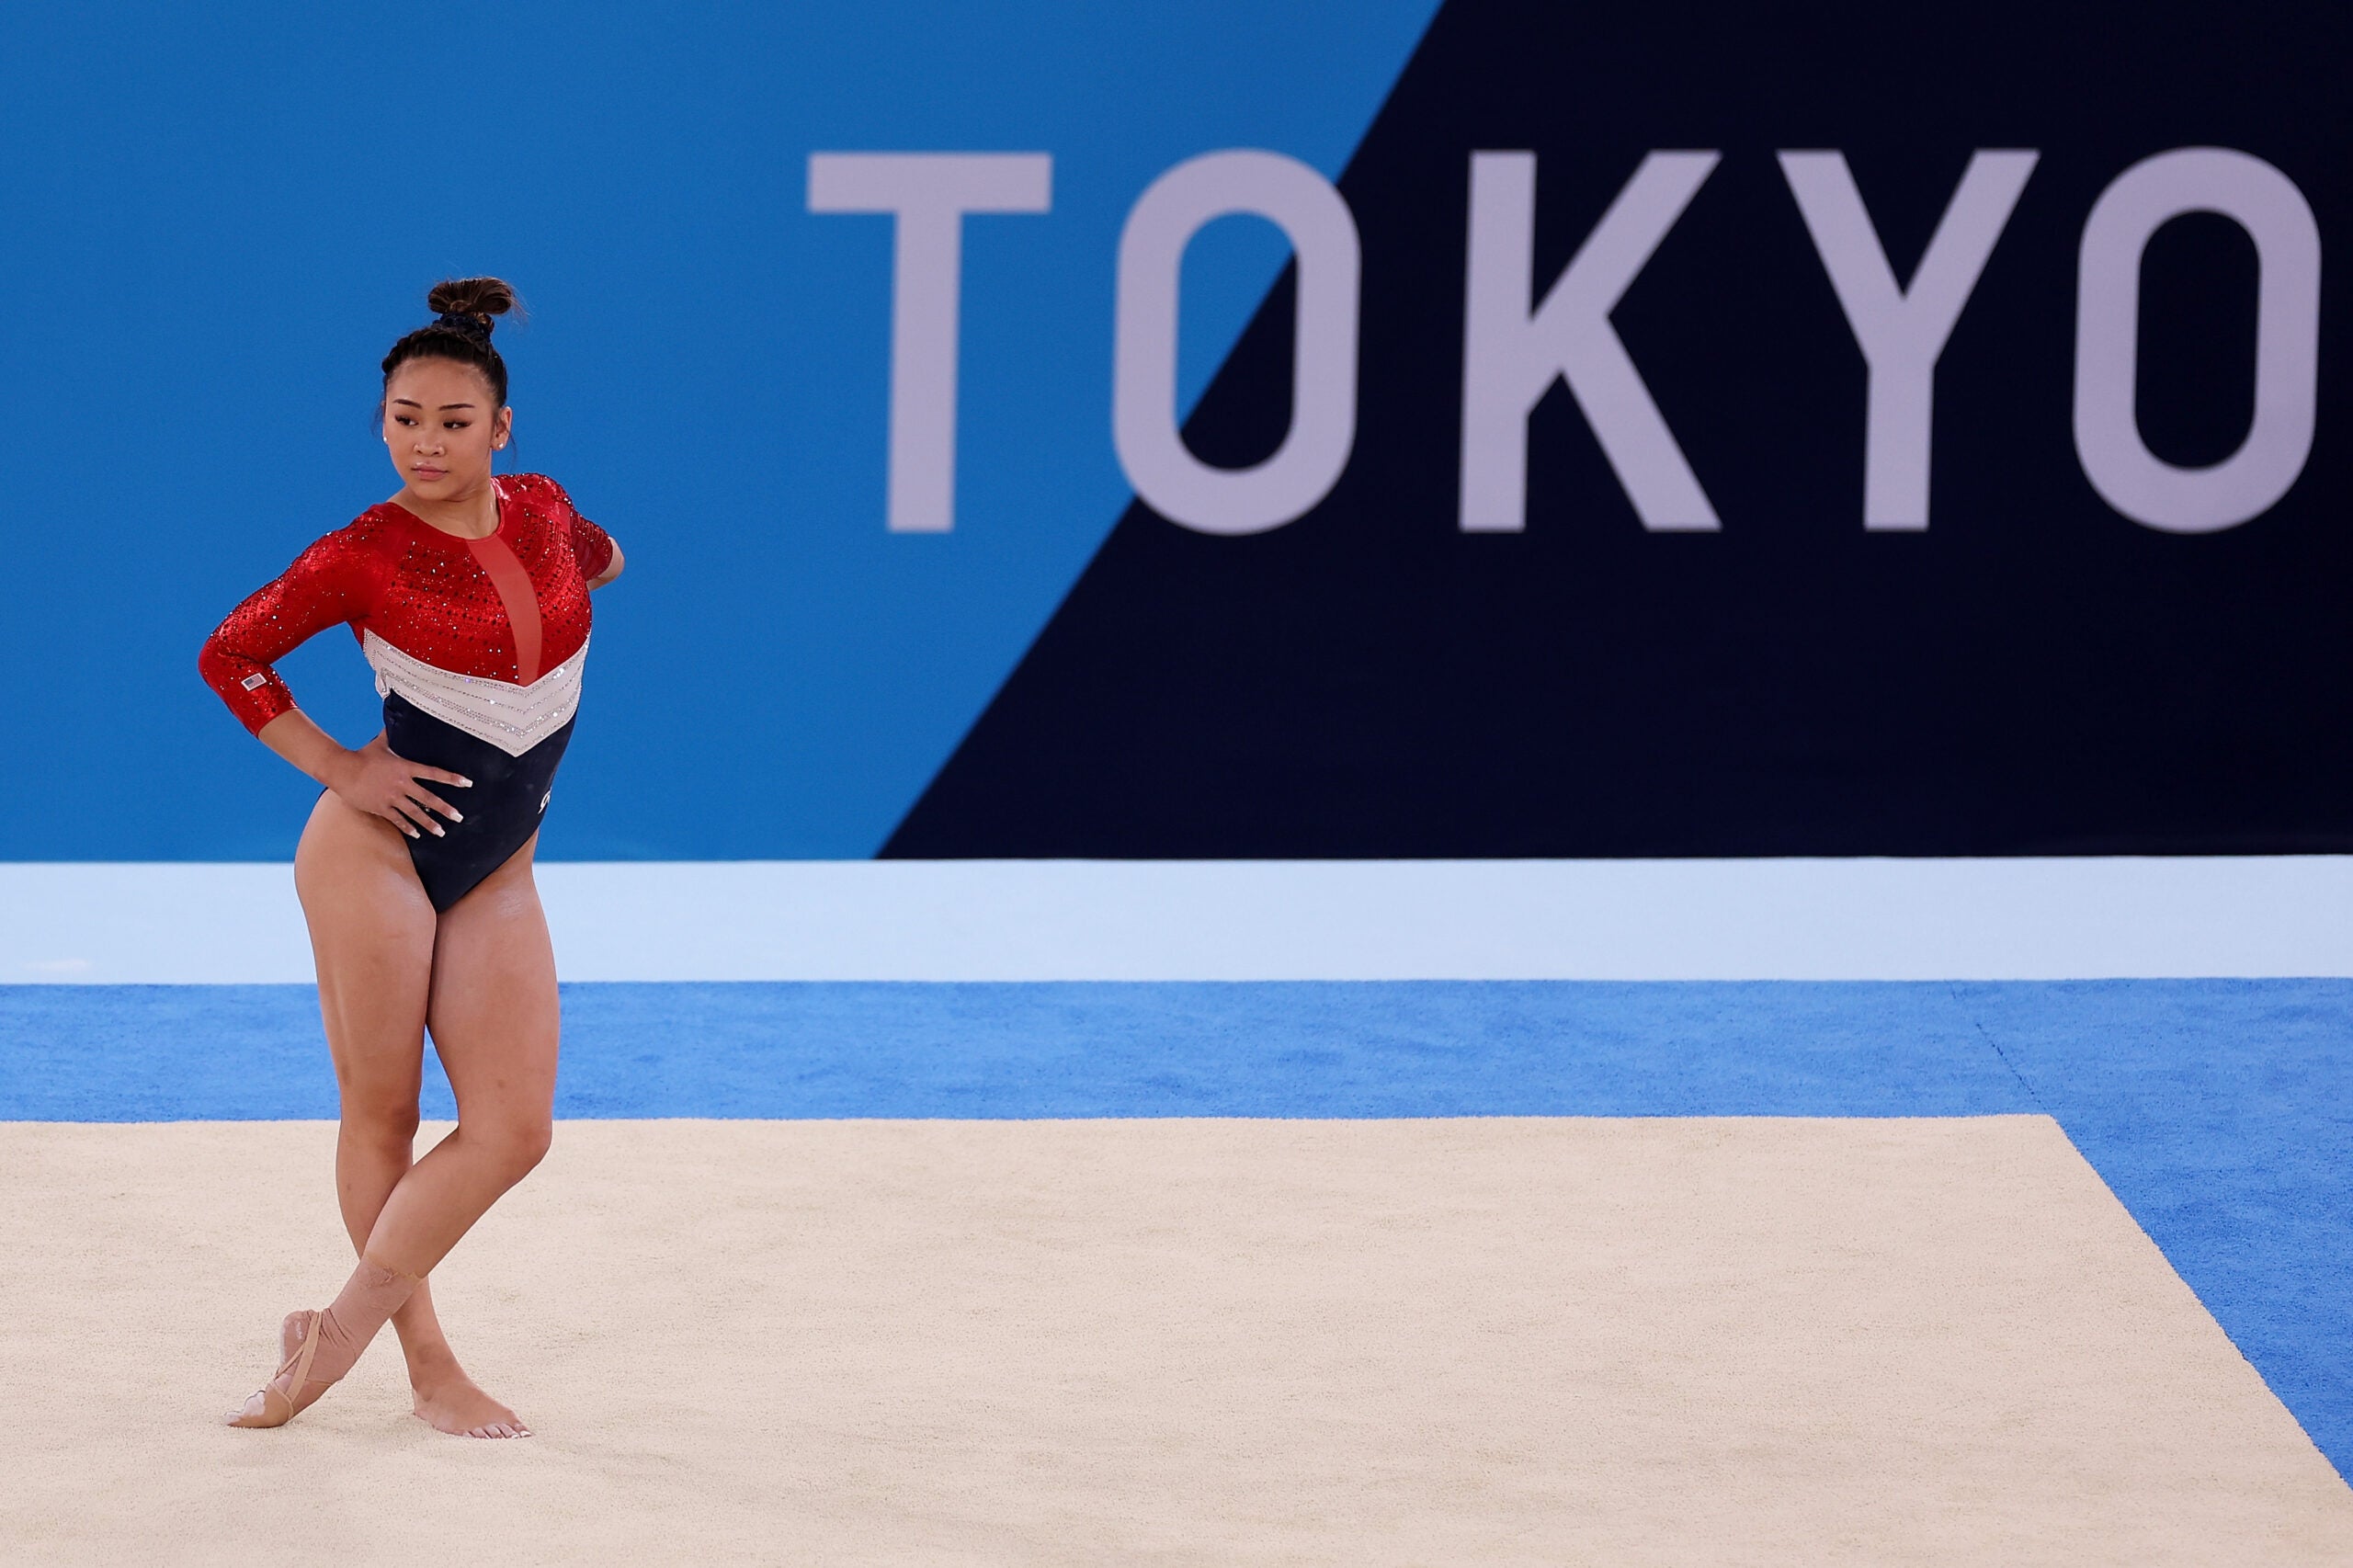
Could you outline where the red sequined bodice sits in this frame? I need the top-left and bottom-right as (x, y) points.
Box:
(199, 472), (614, 735)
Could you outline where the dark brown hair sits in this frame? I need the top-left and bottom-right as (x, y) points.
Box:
(381, 277), (521, 407)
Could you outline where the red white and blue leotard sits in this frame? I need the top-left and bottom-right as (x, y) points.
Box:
(200, 472), (613, 908)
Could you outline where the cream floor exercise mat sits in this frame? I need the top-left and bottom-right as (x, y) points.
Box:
(2, 1116), (2347, 1566)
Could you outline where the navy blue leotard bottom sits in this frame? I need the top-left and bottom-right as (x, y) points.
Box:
(381, 690), (575, 913)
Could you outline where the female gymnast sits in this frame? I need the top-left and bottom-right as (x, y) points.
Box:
(199, 278), (622, 1438)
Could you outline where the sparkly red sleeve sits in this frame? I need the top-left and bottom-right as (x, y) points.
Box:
(568, 490), (616, 581)
(199, 526), (389, 735)
(533, 473), (614, 581)
(573, 510), (616, 582)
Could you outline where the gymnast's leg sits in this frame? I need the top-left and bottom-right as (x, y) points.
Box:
(228, 789), (524, 1433)
(348, 829), (561, 1437)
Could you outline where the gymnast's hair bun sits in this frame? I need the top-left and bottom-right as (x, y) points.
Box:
(383, 278), (523, 403)
(426, 277), (520, 331)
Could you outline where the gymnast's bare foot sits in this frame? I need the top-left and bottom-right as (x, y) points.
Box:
(409, 1356), (531, 1438)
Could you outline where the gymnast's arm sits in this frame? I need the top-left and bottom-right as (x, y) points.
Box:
(200, 536), (470, 839)
(544, 472), (620, 590)
(587, 540), (624, 589)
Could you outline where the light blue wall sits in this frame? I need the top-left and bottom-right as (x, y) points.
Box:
(0, 1), (1438, 858)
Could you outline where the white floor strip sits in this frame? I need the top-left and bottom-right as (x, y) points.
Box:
(1, 857), (2347, 983)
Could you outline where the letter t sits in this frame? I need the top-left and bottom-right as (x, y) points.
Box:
(809, 153), (1053, 531)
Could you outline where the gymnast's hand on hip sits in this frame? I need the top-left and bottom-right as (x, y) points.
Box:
(323, 733), (472, 839)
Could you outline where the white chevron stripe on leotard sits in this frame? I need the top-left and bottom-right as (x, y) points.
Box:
(364, 630), (586, 757)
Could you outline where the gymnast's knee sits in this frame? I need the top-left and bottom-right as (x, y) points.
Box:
(471, 1116), (553, 1186)
(340, 1094), (423, 1150)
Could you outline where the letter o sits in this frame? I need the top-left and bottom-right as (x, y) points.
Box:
(1113, 151), (1360, 535)
(2073, 147), (2321, 533)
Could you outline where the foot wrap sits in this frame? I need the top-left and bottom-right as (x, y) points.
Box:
(309, 1256), (424, 1387)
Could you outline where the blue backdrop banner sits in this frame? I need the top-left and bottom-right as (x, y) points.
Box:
(3, 0), (2342, 859)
